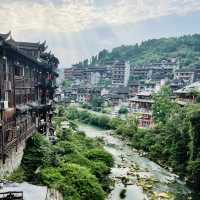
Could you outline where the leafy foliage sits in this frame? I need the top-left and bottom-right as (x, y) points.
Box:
(118, 106), (128, 114)
(66, 103), (200, 192)
(21, 133), (52, 182)
(79, 34), (200, 69)
(19, 112), (114, 200)
(152, 85), (177, 124)
(90, 96), (104, 110)
(40, 164), (105, 200)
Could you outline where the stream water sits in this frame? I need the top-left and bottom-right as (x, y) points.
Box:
(78, 123), (194, 200)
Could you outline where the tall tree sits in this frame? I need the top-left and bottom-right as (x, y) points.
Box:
(152, 85), (176, 124)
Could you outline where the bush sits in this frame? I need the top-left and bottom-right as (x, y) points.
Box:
(21, 133), (52, 182)
(84, 148), (114, 167)
(98, 115), (110, 129)
(7, 167), (25, 183)
(187, 159), (200, 190)
(118, 106), (128, 114)
(119, 189), (127, 199)
(109, 118), (124, 129)
(59, 163), (105, 200)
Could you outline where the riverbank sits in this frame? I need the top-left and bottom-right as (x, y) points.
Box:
(64, 105), (200, 199)
(7, 111), (114, 200)
(78, 122), (192, 200)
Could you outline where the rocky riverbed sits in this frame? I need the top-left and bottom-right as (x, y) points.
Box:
(78, 123), (192, 200)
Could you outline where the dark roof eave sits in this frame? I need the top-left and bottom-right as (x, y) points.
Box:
(3, 41), (55, 71)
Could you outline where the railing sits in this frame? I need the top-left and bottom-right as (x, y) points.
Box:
(15, 77), (34, 89)
(0, 122), (36, 155)
(177, 98), (195, 103)
(26, 124), (36, 139)
(0, 191), (23, 200)
(129, 108), (152, 114)
(0, 121), (16, 154)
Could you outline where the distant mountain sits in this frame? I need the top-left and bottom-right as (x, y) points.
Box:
(77, 34), (200, 68)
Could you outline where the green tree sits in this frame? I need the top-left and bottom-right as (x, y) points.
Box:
(40, 163), (105, 200)
(21, 134), (52, 182)
(118, 106), (128, 114)
(187, 159), (200, 190)
(152, 85), (176, 124)
(62, 80), (72, 89)
(91, 96), (104, 108)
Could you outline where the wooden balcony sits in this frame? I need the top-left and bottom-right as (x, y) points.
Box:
(18, 124), (36, 141)
(0, 121), (16, 154)
(15, 76), (34, 89)
(0, 121), (36, 155)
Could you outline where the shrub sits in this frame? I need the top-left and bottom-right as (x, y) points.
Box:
(84, 148), (114, 167)
(7, 167), (25, 183)
(118, 106), (128, 114)
(59, 163), (105, 200)
(21, 133), (52, 182)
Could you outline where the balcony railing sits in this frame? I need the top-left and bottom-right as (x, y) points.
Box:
(15, 77), (34, 89)
(129, 108), (152, 114)
(0, 122), (36, 155)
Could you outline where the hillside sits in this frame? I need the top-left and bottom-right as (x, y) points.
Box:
(79, 34), (200, 68)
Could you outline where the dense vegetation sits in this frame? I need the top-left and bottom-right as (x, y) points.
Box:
(118, 106), (129, 114)
(64, 92), (200, 193)
(9, 110), (114, 200)
(78, 34), (200, 68)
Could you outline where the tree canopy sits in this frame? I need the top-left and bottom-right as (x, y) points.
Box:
(77, 34), (200, 69)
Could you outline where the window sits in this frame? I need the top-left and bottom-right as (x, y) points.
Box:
(15, 65), (21, 76)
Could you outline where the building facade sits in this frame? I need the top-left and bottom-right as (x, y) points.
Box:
(111, 61), (130, 86)
(0, 32), (58, 168)
(64, 67), (73, 80)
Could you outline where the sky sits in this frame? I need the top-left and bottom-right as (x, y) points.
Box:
(0, 0), (200, 68)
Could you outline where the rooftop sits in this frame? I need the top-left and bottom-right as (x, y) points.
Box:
(175, 81), (200, 94)
(129, 97), (154, 103)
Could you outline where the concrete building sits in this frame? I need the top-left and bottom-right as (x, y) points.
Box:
(175, 69), (195, 84)
(64, 67), (73, 80)
(111, 61), (130, 86)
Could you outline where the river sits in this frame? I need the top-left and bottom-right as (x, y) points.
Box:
(78, 123), (193, 200)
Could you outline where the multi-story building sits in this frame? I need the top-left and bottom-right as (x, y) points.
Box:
(130, 59), (178, 82)
(111, 61), (130, 86)
(64, 67), (73, 80)
(174, 81), (200, 106)
(128, 81), (140, 98)
(68, 64), (112, 86)
(128, 91), (154, 128)
(86, 66), (109, 85)
(71, 64), (84, 83)
(175, 69), (195, 84)
(0, 32), (58, 173)
(130, 67), (149, 81)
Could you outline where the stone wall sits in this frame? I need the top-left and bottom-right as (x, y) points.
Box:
(0, 141), (26, 177)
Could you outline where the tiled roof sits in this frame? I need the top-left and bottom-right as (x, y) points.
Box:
(175, 81), (200, 94)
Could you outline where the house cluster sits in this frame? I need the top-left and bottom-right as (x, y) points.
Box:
(62, 57), (200, 128)
(0, 32), (58, 172)
(64, 60), (129, 86)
